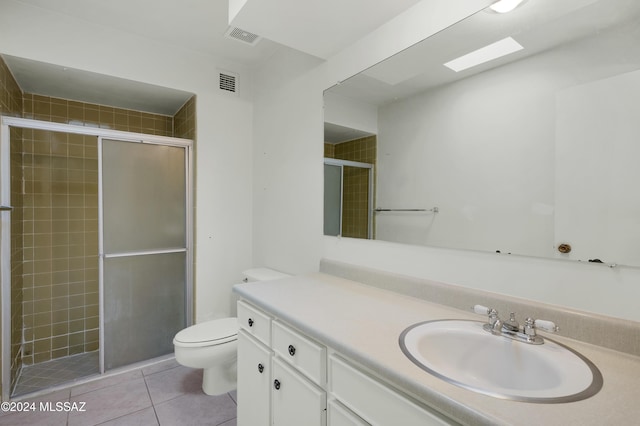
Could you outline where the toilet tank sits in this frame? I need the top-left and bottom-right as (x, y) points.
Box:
(231, 268), (291, 316)
(242, 267), (291, 282)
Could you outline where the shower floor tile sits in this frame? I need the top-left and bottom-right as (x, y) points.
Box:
(12, 352), (100, 397)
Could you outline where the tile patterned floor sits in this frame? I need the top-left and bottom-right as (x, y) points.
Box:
(12, 352), (100, 397)
(0, 358), (237, 426)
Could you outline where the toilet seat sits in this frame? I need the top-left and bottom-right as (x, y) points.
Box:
(173, 317), (238, 348)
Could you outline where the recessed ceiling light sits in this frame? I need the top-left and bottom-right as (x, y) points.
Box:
(488, 0), (527, 14)
(443, 37), (524, 72)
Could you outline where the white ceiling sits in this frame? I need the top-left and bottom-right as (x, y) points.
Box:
(2, 0), (425, 114)
(11, 0), (283, 67)
(229, 0), (422, 59)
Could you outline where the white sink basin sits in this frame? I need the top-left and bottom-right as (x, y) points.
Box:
(400, 320), (602, 403)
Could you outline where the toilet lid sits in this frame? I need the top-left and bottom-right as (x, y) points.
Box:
(173, 317), (238, 347)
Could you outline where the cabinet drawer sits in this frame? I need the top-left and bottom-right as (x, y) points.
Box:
(237, 300), (271, 345)
(329, 355), (456, 426)
(272, 320), (326, 386)
(328, 400), (370, 426)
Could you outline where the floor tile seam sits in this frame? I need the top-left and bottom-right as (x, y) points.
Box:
(142, 373), (162, 425)
(146, 389), (187, 407)
(68, 379), (154, 426)
(70, 373), (145, 397)
(150, 393), (237, 426)
(212, 394), (238, 426)
(93, 407), (155, 426)
(141, 364), (181, 378)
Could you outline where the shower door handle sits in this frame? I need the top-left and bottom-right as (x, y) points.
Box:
(0, 206), (13, 211)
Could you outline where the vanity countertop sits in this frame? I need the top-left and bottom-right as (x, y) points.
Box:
(234, 272), (640, 426)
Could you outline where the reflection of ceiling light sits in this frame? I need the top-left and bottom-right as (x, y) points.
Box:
(443, 37), (523, 72)
(488, 0), (527, 14)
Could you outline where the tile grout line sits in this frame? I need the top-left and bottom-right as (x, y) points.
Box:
(143, 372), (162, 426)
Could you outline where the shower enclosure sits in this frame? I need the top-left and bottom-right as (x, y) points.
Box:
(0, 117), (193, 399)
(323, 158), (374, 239)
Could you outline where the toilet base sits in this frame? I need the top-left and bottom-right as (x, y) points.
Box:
(202, 359), (237, 395)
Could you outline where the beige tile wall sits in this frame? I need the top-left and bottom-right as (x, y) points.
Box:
(324, 143), (335, 159)
(174, 96), (196, 140)
(23, 94), (174, 136)
(333, 136), (377, 165)
(0, 57), (22, 118)
(20, 129), (100, 364)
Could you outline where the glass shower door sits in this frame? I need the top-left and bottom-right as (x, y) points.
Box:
(324, 163), (342, 236)
(100, 139), (188, 370)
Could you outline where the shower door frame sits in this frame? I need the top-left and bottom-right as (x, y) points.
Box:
(0, 116), (194, 400)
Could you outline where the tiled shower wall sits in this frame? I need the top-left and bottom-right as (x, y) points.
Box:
(20, 129), (100, 364)
(1, 55), (25, 394)
(174, 95), (196, 140)
(324, 136), (377, 239)
(22, 94), (173, 136)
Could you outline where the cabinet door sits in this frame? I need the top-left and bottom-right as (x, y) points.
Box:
(328, 400), (370, 426)
(272, 357), (326, 426)
(329, 355), (457, 426)
(237, 330), (271, 426)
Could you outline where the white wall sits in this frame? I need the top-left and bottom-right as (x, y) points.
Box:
(252, 0), (640, 323)
(0, 0), (254, 322)
(251, 48), (326, 274)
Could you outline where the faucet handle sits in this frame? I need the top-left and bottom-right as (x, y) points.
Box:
(473, 304), (491, 315)
(534, 319), (559, 333)
(525, 317), (559, 334)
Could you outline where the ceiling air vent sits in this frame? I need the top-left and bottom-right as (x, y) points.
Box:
(218, 70), (239, 95)
(224, 26), (261, 46)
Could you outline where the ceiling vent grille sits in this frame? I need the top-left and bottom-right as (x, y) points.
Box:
(224, 27), (261, 46)
(218, 70), (239, 95)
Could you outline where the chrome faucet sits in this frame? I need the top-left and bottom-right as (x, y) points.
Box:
(473, 305), (559, 345)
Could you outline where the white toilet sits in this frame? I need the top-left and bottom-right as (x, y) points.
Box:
(173, 268), (290, 395)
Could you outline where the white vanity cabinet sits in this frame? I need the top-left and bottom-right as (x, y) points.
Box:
(237, 300), (456, 426)
(237, 301), (327, 426)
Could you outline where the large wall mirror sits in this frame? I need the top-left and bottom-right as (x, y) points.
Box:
(324, 0), (640, 269)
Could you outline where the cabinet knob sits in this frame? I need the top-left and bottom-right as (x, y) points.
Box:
(258, 363), (264, 374)
(274, 379), (281, 390)
(248, 318), (254, 327)
(288, 344), (296, 356)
